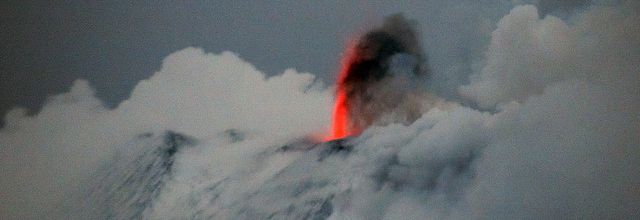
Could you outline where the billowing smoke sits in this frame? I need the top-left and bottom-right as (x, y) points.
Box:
(330, 14), (429, 139)
(1, 1), (639, 220)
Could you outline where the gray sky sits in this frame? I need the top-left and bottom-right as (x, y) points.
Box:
(0, 0), (587, 124)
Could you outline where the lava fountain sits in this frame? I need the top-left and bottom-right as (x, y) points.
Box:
(326, 14), (427, 141)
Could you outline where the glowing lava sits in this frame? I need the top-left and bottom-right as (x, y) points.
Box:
(326, 40), (359, 141)
(324, 14), (425, 141)
(328, 91), (349, 140)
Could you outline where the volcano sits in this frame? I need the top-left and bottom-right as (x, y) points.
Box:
(2, 3), (638, 220)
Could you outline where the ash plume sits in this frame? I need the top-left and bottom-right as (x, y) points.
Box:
(339, 14), (428, 134)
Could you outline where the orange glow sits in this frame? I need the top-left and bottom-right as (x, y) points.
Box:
(325, 39), (359, 141)
(328, 91), (350, 140)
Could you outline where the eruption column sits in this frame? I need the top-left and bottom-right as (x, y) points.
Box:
(327, 40), (358, 141)
(326, 14), (426, 141)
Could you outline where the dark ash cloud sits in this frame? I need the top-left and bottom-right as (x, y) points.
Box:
(340, 14), (428, 133)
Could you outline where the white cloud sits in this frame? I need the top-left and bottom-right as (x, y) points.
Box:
(460, 2), (639, 108)
(0, 48), (331, 219)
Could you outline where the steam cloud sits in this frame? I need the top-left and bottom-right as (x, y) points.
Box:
(1, 1), (639, 219)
